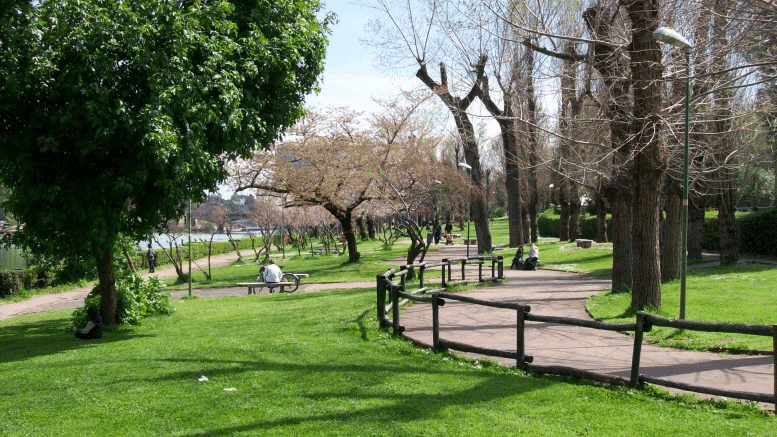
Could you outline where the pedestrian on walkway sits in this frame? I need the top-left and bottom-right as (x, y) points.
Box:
(146, 245), (156, 273)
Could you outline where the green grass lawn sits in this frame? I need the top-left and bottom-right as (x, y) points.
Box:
(172, 239), (411, 289)
(587, 263), (777, 352)
(1, 289), (774, 436)
(495, 238), (616, 276)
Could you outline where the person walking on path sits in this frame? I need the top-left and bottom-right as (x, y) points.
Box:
(146, 246), (156, 273)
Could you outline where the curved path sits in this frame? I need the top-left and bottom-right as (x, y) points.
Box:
(1, 245), (774, 409)
(398, 247), (774, 408)
(0, 252), (371, 320)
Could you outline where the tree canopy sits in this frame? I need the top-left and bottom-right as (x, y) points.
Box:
(0, 0), (331, 324)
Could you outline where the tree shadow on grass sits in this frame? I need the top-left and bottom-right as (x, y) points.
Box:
(0, 316), (152, 363)
(151, 355), (559, 437)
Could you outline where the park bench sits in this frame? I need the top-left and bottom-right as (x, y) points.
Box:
(238, 273), (309, 294)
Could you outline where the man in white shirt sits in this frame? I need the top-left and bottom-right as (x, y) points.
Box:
(262, 260), (283, 283)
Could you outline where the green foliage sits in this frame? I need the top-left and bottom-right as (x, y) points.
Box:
(537, 208), (611, 241)
(0, 0), (331, 319)
(737, 166), (775, 207)
(587, 264), (777, 352)
(115, 275), (174, 325)
(701, 207), (777, 256)
(0, 270), (22, 297)
(71, 275), (173, 329)
(737, 208), (777, 256)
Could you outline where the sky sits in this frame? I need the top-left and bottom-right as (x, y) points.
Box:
(304, 0), (418, 114)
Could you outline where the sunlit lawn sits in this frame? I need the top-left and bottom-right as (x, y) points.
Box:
(587, 263), (777, 352)
(1, 289), (775, 436)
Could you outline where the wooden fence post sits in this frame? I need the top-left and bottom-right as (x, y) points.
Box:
(478, 259), (483, 282)
(773, 325), (776, 414)
(441, 259), (448, 288)
(419, 264), (425, 289)
(432, 292), (440, 350)
(376, 275), (387, 328)
(391, 284), (401, 336)
(447, 259), (452, 284)
(461, 259), (466, 281)
(631, 312), (646, 386)
(497, 256), (503, 279)
(516, 305), (526, 368)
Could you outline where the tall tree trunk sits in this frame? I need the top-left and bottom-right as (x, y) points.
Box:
(569, 181), (581, 241)
(524, 38), (540, 244)
(624, 0), (664, 309)
(478, 76), (524, 248)
(328, 207), (360, 262)
(366, 215), (376, 239)
(687, 191), (705, 259)
(558, 177), (570, 241)
(416, 57), (492, 254)
(505, 152), (524, 247)
(558, 45), (575, 242)
(582, 4), (634, 292)
(610, 189), (633, 291)
(595, 190), (608, 243)
(713, 0), (739, 266)
(661, 182), (682, 281)
(95, 242), (117, 326)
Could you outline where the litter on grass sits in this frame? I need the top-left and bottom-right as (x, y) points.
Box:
(198, 375), (209, 382)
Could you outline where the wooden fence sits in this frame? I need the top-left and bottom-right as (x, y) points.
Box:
(376, 270), (777, 411)
(376, 255), (504, 332)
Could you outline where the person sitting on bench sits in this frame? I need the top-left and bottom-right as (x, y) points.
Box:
(262, 260), (283, 283)
(524, 244), (539, 270)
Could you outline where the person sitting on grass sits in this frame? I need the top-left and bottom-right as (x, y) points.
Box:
(73, 307), (103, 340)
(262, 259), (283, 283)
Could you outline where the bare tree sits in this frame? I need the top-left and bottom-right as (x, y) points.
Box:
(367, 0), (493, 253)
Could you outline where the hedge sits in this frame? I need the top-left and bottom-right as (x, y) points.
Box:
(537, 210), (612, 242)
(539, 207), (777, 257)
(703, 207), (777, 257)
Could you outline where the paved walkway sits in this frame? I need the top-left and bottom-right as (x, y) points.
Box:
(398, 246), (775, 409)
(1, 245), (774, 409)
(0, 252), (371, 320)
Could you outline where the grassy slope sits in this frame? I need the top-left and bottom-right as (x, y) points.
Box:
(1, 290), (774, 436)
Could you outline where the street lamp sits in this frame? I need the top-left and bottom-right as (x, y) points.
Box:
(458, 162), (472, 257)
(653, 26), (693, 320)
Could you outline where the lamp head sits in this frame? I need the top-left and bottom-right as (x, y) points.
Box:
(652, 27), (693, 49)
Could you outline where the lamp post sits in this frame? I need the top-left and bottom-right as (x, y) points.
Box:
(458, 162), (472, 257)
(653, 26), (693, 320)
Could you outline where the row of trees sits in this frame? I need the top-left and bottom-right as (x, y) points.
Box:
(356, 0), (776, 310)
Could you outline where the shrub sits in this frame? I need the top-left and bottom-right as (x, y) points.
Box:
(0, 271), (22, 297)
(71, 275), (174, 329)
(71, 290), (101, 330)
(116, 275), (174, 325)
(700, 207), (777, 257)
